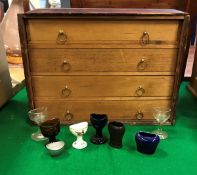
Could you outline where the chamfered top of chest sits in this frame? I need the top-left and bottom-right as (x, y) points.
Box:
(20, 8), (187, 18)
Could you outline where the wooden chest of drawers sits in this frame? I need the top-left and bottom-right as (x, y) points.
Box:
(18, 8), (189, 125)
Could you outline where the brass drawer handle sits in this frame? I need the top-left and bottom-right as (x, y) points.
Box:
(62, 60), (71, 72)
(61, 86), (71, 97)
(136, 86), (145, 97)
(137, 58), (147, 71)
(140, 32), (149, 45)
(136, 111), (144, 120)
(57, 29), (67, 44)
(65, 110), (74, 121)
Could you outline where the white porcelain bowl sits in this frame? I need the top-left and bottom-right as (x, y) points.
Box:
(46, 141), (65, 156)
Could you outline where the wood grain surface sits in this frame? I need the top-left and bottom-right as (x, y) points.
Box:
(35, 99), (171, 124)
(29, 48), (178, 73)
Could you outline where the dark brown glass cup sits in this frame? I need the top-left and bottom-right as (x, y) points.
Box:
(40, 118), (60, 143)
(108, 121), (125, 148)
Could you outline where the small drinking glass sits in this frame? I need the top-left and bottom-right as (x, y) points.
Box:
(28, 107), (48, 141)
(152, 107), (171, 140)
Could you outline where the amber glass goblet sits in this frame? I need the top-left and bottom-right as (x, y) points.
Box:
(40, 118), (60, 143)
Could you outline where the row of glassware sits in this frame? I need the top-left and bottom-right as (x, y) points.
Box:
(28, 107), (171, 156)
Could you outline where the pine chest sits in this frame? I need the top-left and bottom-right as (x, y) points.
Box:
(18, 8), (189, 125)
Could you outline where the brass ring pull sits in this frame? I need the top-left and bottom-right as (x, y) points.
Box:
(65, 110), (74, 121)
(61, 86), (71, 97)
(140, 32), (149, 45)
(62, 60), (71, 72)
(137, 58), (147, 71)
(136, 86), (145, 97)
(57, 30), (67, 44)
(136, 111), (144, 120)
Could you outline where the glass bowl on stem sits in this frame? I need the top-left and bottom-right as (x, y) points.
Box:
(90, 113), (108, 144)
(152, 107), (171, 140)
(28, 107), (48, 141)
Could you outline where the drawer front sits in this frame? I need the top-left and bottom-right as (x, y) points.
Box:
(27, 19), (180, 47)
(34, 99), (171, 123)
(29, 48), (177, 73)
(32, 76), (174, 97)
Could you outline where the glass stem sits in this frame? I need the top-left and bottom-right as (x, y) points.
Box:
(49, 136), (56, 143)
(158, 122), (162, 132)
(96, 128), (103, 138)
(37, 127), (41, 133)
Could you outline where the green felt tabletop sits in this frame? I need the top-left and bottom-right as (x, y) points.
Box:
(0, 82), (197, 175)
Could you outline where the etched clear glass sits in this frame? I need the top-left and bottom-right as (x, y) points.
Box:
(28, 107), (48, 141)
(152, 107), (171, 139)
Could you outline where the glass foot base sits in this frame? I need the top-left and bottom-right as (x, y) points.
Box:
(72, 140), (87, 149)
(152, 130), (168, 140)
(31, 132), (48, 141)
(91, 136), (107, 144)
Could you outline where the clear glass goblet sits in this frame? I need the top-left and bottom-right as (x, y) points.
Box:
(28, 107), (48, 141)
(152, 107), (171, 140)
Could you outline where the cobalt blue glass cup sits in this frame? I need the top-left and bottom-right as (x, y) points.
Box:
(135, 131), (160, 154)
(90, 113), (108, 144)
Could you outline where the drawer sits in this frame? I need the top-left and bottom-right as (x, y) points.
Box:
(34, 99), (171, 123)
(31, 76), (174, 97)
(27, 19), (180, 48)
(29, 48), (177, 73)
